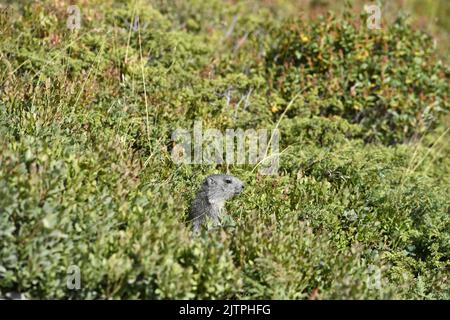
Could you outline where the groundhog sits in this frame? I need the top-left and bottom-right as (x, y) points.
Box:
(188, 174), (245, 234)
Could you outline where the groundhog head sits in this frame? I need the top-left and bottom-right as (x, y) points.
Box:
(203, 174), (245, 202)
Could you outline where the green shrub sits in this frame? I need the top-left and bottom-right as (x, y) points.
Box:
(266, 14), (449, 144)
(0, 0), (448, 299)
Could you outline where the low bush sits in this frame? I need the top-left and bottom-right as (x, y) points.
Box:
(0, 0), (448, 299)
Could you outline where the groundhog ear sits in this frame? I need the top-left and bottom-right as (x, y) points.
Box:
(205, 177), (216, 186)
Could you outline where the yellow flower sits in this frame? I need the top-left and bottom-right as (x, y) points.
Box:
(271, 105), (279, 113)
(300, 33), (309, 43)
(356, 49), (369, 61)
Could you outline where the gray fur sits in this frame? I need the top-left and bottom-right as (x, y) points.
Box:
(188, 174), (244, 234)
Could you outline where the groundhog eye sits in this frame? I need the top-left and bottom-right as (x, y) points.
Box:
(225, 179), (232, 184)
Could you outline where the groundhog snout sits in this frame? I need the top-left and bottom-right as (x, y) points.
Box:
(235, 183), (244, 194)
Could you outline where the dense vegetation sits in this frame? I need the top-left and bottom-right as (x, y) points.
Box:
(0, 0), (449, 299)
